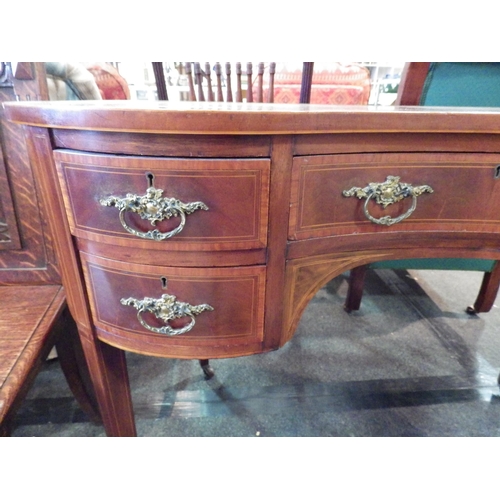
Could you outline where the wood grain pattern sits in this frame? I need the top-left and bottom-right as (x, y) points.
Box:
(76, 238), (267, 267)
(289, 152), (500, 240)
(81, 252), (266, 358)
(10, 101), (500, 135)
(0, 287), (100, 433)
(52, 130), (271, 158)
(0, 111), (59, 284)
(54, 151), (271, 252)
(294, 133), (500, 155)
(287, 230), (500, 262)
(11, 101), (500, 436)
(0, 128), (21, 250)
(263, 136), (294, 350)
(283, 252), (392, 344)
(0, 286), (62, 383)
(0, 286), (86, 433)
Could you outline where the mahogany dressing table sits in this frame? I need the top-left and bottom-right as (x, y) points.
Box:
(5, 100), (500, 436)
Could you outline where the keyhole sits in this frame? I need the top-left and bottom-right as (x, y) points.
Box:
(146, 172), (155, 187)
(160, 276), (168, 289)
(495, 165), (500, 179)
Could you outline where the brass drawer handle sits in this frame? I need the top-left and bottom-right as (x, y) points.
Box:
(343, 175), (433, 226)
(121, 293), (214, 336)
(100, 187), (208, 241)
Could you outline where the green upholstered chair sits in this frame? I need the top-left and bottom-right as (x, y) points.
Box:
(345, 62), (500, 314)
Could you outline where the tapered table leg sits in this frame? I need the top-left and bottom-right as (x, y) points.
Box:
(55, 307), (101, 424)
(80, 334), (137, 437)
(344, 265), (368, 313)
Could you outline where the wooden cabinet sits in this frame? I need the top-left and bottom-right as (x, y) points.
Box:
(7, 101), (500, 436)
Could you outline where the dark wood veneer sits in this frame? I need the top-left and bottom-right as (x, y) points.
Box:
(54, 151), (270, 252)
(289, 152), (500, 240)
(7, 100), (500, 436)
(52, 130), (272, 158)
(293, 133), (500, 155)
(81, 253), (266, 357)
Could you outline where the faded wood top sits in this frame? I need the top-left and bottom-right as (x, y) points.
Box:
(0, 285), (64, 424)
(5, 101), (500, 135)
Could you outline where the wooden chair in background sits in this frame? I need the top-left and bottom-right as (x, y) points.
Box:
(345, 62), (500, 315)
(0, 62), (100, 435)
(152, 62), (276, 103)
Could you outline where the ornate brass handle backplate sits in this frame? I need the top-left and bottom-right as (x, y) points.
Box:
(121, 293), (214, 336)
(100, 187), (208, 240)
(343, 175), (433, 226)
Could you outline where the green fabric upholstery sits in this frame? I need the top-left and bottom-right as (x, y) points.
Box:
(371, 258), (496, 272)
(371, 62), (500, 273)
(422, 62), (500, 107)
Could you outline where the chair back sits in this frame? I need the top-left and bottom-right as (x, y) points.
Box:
(153, 62), (276, 103)
(396, 62), (500, 107)
(384, 62), (500, 274)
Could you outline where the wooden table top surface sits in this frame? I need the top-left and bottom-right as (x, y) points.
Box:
(5, 100), (500, 135)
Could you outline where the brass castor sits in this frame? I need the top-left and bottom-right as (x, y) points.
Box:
(465, 305), (477, 315)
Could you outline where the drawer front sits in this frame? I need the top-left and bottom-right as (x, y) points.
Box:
(54, 151), (270, 251)
(290, 152), (500, 240)
(80, 253), (266, 356)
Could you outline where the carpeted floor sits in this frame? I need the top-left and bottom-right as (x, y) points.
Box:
(10, 268), (500, 437)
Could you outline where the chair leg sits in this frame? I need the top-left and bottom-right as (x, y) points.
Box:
(0, 419), (12, 437)
(467, 262), (500, 314)
(199, 359), (215, 379)
(54, 307), (101, 424)
(344, 265), (368, 313)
